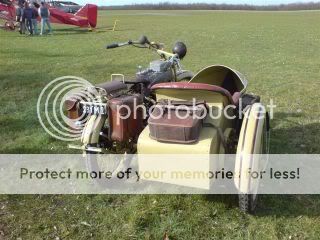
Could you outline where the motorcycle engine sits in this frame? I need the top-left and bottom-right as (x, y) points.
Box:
(149, 60), (170, 72)
(136, 60), (173, 86)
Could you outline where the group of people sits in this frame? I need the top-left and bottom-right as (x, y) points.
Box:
(16, 0), (52, 35)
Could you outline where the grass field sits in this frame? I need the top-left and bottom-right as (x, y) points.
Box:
(0, 10), (320, 239)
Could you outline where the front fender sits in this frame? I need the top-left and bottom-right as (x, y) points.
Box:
(81, 115), (107, 145)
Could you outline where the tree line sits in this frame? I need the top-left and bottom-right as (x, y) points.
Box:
(100, 2), (320, 11)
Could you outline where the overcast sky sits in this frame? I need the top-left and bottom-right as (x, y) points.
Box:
(75, 0), (317, 6)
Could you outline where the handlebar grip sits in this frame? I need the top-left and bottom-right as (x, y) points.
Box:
(106, 43), (119, 49)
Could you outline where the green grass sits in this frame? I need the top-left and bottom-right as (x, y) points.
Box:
(0, 10), (320, 239)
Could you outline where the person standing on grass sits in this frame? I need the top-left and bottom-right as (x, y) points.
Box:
(17, 0), (25, 34)
(31, 3), (39, 35)
(22, 2), (33, 35)
(38, 1), (52, 35)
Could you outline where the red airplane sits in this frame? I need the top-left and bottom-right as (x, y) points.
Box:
(0, 0), (97, 30)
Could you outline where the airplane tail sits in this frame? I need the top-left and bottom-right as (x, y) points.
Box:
(75, 4), (98, 28)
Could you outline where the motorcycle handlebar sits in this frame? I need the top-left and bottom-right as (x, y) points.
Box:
(106, 40), (134, 49)
(106, 36), (150, 50)
(106, 36), (166, 53)
(106, 43), (120, 49)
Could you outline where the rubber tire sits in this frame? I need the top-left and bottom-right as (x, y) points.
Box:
(239, 194), (257, 214)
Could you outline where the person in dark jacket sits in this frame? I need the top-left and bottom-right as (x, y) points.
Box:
(31, 3), (39, 35)
(22, 2), (33, 35)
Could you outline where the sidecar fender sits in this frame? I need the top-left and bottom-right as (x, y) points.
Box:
(234, 103), (267, 194)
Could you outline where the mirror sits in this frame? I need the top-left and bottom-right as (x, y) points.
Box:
(172, 42), (187, 59)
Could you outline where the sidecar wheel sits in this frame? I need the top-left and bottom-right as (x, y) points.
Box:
(239, 193), (257, 214)
(176, 70), (194, 82)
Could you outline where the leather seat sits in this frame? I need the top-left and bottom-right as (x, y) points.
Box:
(96, 81), (127, 95)
(151, 82), (239, 105)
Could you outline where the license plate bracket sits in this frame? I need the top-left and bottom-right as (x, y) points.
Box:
(80, 102), (108, 116)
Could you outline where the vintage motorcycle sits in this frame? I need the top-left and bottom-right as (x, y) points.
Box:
(65, 36), (194, 176)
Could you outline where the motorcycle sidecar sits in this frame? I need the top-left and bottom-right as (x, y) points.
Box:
(137, 65), (269, 213)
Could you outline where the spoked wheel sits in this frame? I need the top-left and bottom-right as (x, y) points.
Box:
(235, 103), (269, 213)
(85, 144), (136, 188)
(85, 152), (134, 188)
(4, 21), (15, 31)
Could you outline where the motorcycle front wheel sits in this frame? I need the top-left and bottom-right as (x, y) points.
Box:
(85, 150), (135, 188)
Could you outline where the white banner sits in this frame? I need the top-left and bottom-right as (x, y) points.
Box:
(0, 154), (319, 194)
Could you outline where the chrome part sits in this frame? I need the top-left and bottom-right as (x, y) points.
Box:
(68, 144), (106, 153)
(111, 74), (125, 83)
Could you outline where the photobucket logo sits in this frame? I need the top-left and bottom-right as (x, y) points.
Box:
(37, 77), (276, 141)
(37, 76), (98, 141)
(115, 97), (276, 124)
(207, 98), (276, 120)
